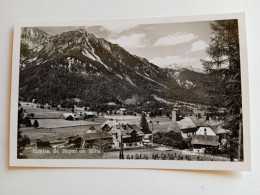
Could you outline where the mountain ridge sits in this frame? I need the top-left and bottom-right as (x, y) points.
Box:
(19, 27), (209, 107)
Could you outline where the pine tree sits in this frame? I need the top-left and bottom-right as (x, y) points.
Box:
(201, 20), (243, 161)
(140, 113), (151, 134)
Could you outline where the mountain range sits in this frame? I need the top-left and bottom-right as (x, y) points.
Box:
(19, 27), (209, 106)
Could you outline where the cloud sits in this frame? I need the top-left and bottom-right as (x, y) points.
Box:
(190, 40), (208, 52)
(153, 32), (198, 47)
(150, 55), (198, 67)
(109, 33), (146, 48)
(101, 23), (139, 34)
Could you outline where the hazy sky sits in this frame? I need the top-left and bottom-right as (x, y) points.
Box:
(39, 20), (213, 70)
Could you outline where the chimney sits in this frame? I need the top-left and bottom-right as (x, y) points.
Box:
(172, 108), (178, 122)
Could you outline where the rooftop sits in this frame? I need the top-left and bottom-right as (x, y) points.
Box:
(191, 135), (219, 146)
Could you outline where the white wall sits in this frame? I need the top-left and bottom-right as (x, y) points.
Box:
(196, 127), (216, 136)
(1, 0), (260, 194)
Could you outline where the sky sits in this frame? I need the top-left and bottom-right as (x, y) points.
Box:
(39, 20), (213, 71)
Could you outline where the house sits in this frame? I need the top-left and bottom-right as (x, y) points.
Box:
(101, 119), (118, 131)
(107, 102), (117, 106)
(72, 98), (82, 103)
(167, 110), (197, 145)
(118, 108), (127, 115)
(66, 135), (82, 148)
(190, 126), (220, 153)
(80, 132), (113, 150)
(191, 135), (219, 154)
(101, 120), (147, 148)
(195, 127), (216, 136)
(107, 122), (144, 148)
(84, 111), (95, 119)
(60, 113), (75, 120)
(167, 109), (228, 150)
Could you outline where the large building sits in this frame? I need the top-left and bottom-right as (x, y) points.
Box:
(101, 119), (145, 148)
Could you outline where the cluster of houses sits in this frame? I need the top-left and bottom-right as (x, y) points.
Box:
(168, 109), (229, 153)
(60, 112), (95, 120)
(38, 119), (146, 151)
(101, 120), (145, 148)
(36, 106), (229, 154)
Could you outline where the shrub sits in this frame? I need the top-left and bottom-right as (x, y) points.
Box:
(33, 120), (39, 128)
(23, 117), (32, 127)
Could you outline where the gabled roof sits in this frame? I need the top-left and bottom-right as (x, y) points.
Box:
(126, 124), (144, 135)
(109, 126), (125, 134)
(61, 113), (74, 118)
(167, 120), (181, 133)
(108, 124), (144, 138)
(191, 135), (219, 146)
(177, 117), (197, 129)
(85, 111), (95, 115)
(107, 102), (117, 106)
(92, 139), (112, 147)
(101, 120), (117, 128)
(189, 116), (202, 126)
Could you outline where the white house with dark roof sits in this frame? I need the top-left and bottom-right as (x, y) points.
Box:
(195, 127), (216, 136)
(167, 109), (229, 151)
(191, 135), (219, 154)
(60, 113), (75, 120)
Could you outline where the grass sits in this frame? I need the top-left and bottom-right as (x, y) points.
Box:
(21, 124), (103, 142)
(21, 102), (63, 119)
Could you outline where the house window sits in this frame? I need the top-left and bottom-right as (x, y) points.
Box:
(204, 128), (207, 135)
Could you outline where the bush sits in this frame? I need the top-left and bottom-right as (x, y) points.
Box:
(66, 115), (74, 121)
(23, 117), (32, 127)
(33, 120), (39, 128)
(28, 113), (35, 118)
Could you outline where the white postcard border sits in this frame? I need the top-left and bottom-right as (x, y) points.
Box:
(9, 13), (251, 170)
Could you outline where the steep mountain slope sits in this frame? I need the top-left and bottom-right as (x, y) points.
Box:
(166, 68), (206, 89)
(19, 27), (208, 106)
(20, 27), (51, 68)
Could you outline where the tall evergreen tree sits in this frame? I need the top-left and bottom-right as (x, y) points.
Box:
(201, 20), (243, 160)
(140, 113), (151, 134)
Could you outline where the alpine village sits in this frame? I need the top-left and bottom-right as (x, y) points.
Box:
(18, 20), (243, 161)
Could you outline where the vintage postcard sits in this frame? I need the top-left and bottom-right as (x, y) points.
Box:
(9, 13), (250, 170)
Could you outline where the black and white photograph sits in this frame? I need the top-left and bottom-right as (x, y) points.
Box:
(9, 14), (250, 169)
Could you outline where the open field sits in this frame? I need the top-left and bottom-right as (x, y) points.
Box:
(21, 116), (171, 143)
(21, 124), (103, 142)
(21, 102), (64, 118)
(21, 102), (171, 133)
(32, 118), (106, 129)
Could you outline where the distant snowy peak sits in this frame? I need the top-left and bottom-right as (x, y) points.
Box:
(164, 63), (203, 73)
(166, 67), (206, 90)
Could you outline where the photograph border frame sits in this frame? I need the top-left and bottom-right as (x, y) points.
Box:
(9, 12), (251, 170)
